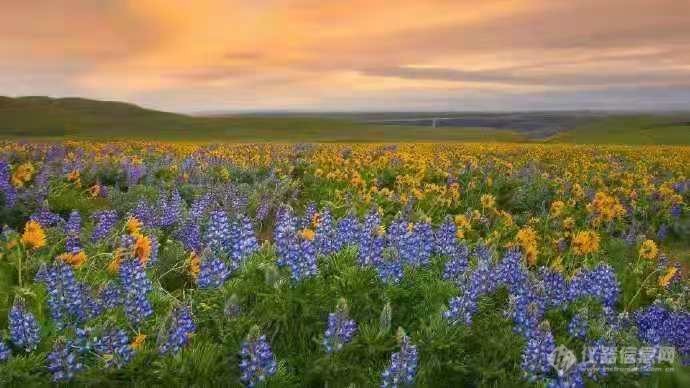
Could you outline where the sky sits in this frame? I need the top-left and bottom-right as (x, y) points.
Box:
(1, 0), (689, 113)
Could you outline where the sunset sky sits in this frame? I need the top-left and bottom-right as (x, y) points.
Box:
(1, 0), (689, 112)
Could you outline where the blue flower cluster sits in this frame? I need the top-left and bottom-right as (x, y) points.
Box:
(99, 282), (123, 310)
(35, 262), (95, 329)
(568, 313), (588, 339)
(323, 301), (358, 353)
(381, 332), (418, 388)
(130, 199), (156, 228)
(443, 245), (497, 325)
(119, 258), (153, 325)
(65, 210), (81, 253)
(30, 207), (64, 228)
(521, 325), (555, 379)
(275, 207), (318, 281)
(0, 160), (17, 207)
(9, 300), (41, 352)
(47, 340), (83, 382)
(0, 341), (10, 362)
(387, 218), (434, 267)
(634, 303), (690, 364)
(159, 306), (196, 355)
(197, 256), (231, 289)
(91, 210), (119, 241)
(239, 331), (278, 387)
(94, 329), (133, 368)
(157, 189), (183, 228)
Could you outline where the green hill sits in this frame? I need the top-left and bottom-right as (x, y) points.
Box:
(0, 96), (524, 142)
(547, 115), (690, 145)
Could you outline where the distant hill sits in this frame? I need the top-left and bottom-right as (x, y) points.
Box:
(1, 96), (688, 144)
(0, 96), (525, 142)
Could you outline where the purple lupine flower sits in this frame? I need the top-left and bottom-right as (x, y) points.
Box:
(634, 303), (690, 364)
(9, 299), (41, 352)
(381, 329), (418, 388)
(275, 206), (318, 281)
(301, 202), (318, 229)
(189, 193), (213, 221)
(434, 217), (458, 257)
(119, 258), (153, 325)
(568, 264), (619, 309)
(197, 257), (231, 289)
(657, 224), (669, 242)
(130, 200), (155, 228)
(670, 203), (682, 219)
(159, 306), (196, 355)
(94, 329), (133, 368)
(255, 194), (271, 222)
(443, 245), (497, 325)
(0, 160), (17, 207)
(30, 207), (64, 228)
(91, 210), (118, 242)
(538, 268), (569, 309)
(521, 325), (555, 381)
(99, 282), (122, 310)
(358, 209), (385, 267)
(323, 299), (358, 353)
(122, 157), (147, 187)
(0, 341), (11, 362)
(178, 220), (202, 253)
(335, 214), (360, 251)
(206, 209), (231, 255)
(239, 328), (278, 387)
(47, 340), (83, 382)
(232, 215), (259, 262)
(315, 207), (339, 256)
(505, 283), (545, 338)
(157, 189), (183, 228)
(568, 314), (588, 340)
(65, 210), (81, 253)
(34, 262), (91, 329)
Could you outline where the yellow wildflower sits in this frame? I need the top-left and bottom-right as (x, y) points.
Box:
(480, 194), (496, 209)
(126, 217), (143, 235)
(131, 334), (147, 350)
(550, 200), (565, 217)
(134, 234), (152, 266)
(571, 230), (600, 256)
(639, 239), (658, 260)
(21, 220), (46, 250)
(659, 267), (678, 287)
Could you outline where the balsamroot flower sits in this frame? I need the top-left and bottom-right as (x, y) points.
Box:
(571, 230), (600, 256)
(21, 220), (46, 250)
(639, 239), (658, 260)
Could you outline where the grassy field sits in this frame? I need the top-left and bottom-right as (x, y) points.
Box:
(546, 115), (690, 145)
(2, 96), (689, 144)
(0, 96), (525, 143)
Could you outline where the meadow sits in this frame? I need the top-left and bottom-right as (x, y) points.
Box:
(0, 141), (689, 387)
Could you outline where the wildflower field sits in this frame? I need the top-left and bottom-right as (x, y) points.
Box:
(0, 141), (689, 387)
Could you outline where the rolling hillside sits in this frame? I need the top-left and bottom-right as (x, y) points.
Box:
(1, 96), (689, 144)
(0, 96), (524, 142)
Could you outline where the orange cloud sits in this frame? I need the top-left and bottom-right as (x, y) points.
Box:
(1, 0), (689, 111)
